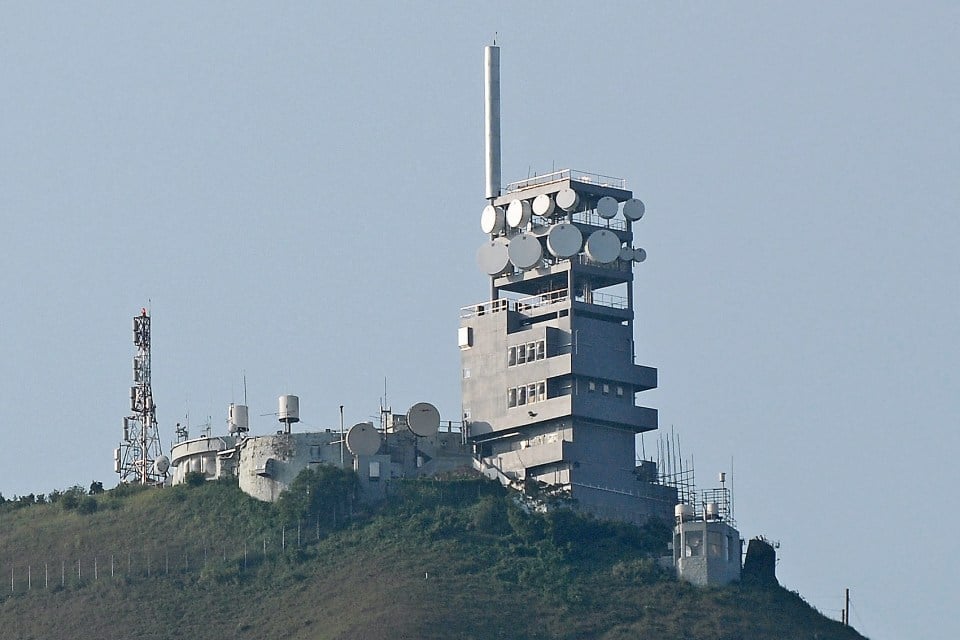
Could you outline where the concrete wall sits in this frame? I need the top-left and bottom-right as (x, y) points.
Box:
(674, 520), (742, 586)
(169, 435), (237, 485)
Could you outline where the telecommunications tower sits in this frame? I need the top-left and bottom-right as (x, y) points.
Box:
(115, 308), (168, 484)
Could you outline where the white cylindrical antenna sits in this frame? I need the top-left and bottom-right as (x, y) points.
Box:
(484, 44), (501, 201)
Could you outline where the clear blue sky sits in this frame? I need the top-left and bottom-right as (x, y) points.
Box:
(1, 3), (956, 638)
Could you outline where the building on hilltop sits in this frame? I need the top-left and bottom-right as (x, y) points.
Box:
(459, 45), (676, 526)
(672, 479), (742, 586)
(167, 398), (472, 502)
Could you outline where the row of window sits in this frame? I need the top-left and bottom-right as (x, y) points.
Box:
(587, 380), (626, 397)
(508, 340), (546, 366)
(507, 381), (547, 408)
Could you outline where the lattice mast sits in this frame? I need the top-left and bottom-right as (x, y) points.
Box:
(115, 308), (166, 485)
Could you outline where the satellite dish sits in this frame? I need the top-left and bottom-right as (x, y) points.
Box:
(556, 188), (580, 212)
(619, 244), (633, 262)
(532, 193), (555, 217)
(507, 232), (543, 270)
(585, 229), (620, 264)
(633, 247), (647, 263)
(480, 205), (505, 234)
(407, 402), (440, 437)
(346, 422), (381, 456)
(546, 223), (583, 258)
(154, 455), (170, 475)
(623, 198), (645, 221)
(477, 237), (511, 275)
(506, 199), (532, 228)
(597, 196), (619, 219)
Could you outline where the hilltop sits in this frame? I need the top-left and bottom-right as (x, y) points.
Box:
(0, 474), (866, 640)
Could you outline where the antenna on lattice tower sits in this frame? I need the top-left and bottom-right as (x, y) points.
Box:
(114, 307), (168, 485)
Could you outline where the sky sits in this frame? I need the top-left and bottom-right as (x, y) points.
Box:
(1, 2), (957, 638)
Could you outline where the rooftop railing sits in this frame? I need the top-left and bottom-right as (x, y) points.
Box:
(461, 287), (628, 318)
(505, 168), (626, 194)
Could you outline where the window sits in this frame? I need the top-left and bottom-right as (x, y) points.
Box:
(462, 368), (471, 379)
(517, 344), (527, 364)
(602, 384), (610, 395)
(508, 346), (517, 366)
(616, 385), (624, 397)
(507, 381), (548, 409)
(310, 445), (322, 461)
(588, 380), (596, 392)
(536, 340), (546, 360)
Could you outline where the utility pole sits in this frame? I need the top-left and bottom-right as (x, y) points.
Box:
(842, 588), (850, 626)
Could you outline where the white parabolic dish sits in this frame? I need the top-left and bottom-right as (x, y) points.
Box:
(585, 229), (621, 264)
(506, 199), (532, 228)
(407, 402), (440, 437)
(507, 232), (543, 269)
(480, 205), (505, 234)
(556, 188), (579, 212)
(532, 193), (555, 217)
(623, 198), (645, 221)
(546, 223), (583, 258)
(597, 196), (619, 219)
(346, 422), (380, 456)
(477, 237), (511, 275)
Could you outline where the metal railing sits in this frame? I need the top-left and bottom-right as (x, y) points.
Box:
(573, 290), (628, 310)
(575, 254), (632, 272)
(505, 168), (626, 193)
(572, 209), (628, 231)
(460, 289), (569, 319)
(462, 287), (628, 318)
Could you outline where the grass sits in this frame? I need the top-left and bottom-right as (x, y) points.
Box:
(0, 475), (867, 640)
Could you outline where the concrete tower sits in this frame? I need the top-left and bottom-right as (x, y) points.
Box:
(460, 46), (674, 525)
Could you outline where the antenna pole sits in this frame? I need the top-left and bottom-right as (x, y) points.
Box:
(843, 588), (850, 626)
(484, 44), (501, 201)
(339, 405), (345, 469)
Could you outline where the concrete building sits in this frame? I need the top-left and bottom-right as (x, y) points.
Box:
(672, 489), (742, 586)
(460, 45), (676, 526)
(168, 403), (472, 503)
(460, 171), (675, 525)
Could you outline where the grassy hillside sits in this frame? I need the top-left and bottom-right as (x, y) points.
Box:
(0, 474), (866, 640)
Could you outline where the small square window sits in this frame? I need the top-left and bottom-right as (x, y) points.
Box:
(588, 381), (596, 392)
(616, 386), (624, 397)
(602, 384), (610, 395)
(462, 368), (471, 379)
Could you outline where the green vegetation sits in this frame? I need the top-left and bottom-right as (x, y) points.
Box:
(0, 474), (866, 640)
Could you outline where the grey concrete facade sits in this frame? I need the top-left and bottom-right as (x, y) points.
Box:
(674, 520), (742, 586)
(461, 174), (676, 525)
(168, 415), (473, 503)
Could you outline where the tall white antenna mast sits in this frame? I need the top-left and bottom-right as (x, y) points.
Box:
(484, 43), (501, 201)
